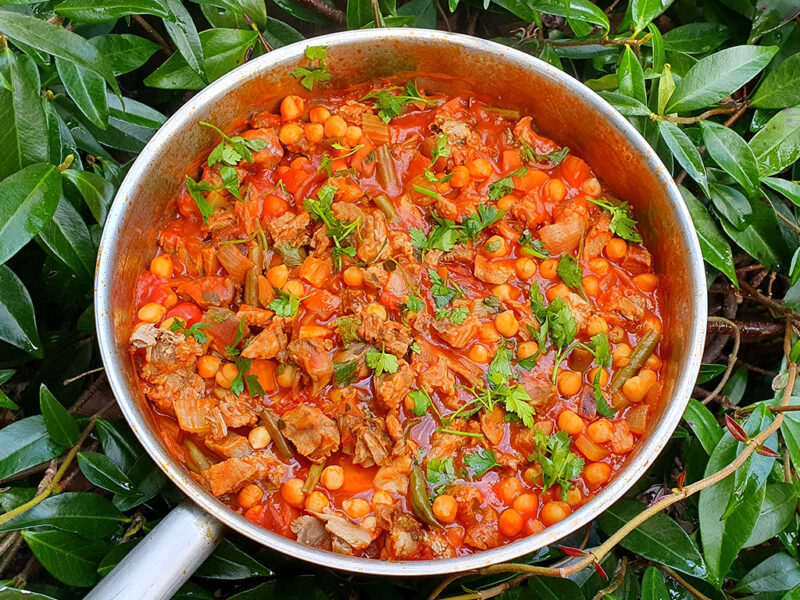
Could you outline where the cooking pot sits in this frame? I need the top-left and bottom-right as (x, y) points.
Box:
(90, 28), (706, 600)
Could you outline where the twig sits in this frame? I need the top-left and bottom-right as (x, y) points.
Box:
(658, 565), (712, 600)
(545, 33), (652, 48)
(719, 354), (777, 377)
(294, 0), (346, 23)
(707, 320), (784, 339)
(654, 107), (736, 124)
(701, 317), (740, 405)
(739, 280), (800, 324)
(592, 557), (626, 600)
(370, 0), (384, 27)
(437, 0), (452, 32)
(777, 211), (800, 235)
(132, 15), (172, 55)
(63, 366), (104, 386)
(242, 12), (273, 53)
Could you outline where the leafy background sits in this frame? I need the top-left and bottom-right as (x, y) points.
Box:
(1, 0), (800, 599)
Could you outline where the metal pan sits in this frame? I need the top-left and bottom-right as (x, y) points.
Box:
(91, 28), (706, 600)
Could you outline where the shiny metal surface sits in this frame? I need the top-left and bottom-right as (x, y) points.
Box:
(95, 28), (707, 578)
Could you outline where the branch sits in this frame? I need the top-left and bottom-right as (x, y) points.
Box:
(132, 15), (172, 55)
(657, 565), (712, 600)
(294, 0), (346, 23)
(707, 319), (784, 339)
(701, 316), (740, 405)
(654, 106), (736, 124)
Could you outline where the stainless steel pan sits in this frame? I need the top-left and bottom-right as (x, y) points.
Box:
(91, 28), (706, 600)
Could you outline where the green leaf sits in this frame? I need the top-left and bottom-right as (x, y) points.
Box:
(0, 587), (59, 599)
(112, 452), (166, 510)
(89, 34), (160, 76)
(782, 408), (800, 480)
(596, 499), (707, 578)
(752, 53), (800, 109)
(0, 491), (128, 538)
(661, 22), (731, 54)
(699, 410), (769, 584)
(227, 582), (278, 600)
(745, 483), (797, 547)
(749, 107), (800, 176)
(683, 398), (723, 455)
(347, 0), (373, 28)
(55, 57), (109, 130)
(618, 45), (646, 104)
(708, 183), (753, 230)
(630, 0), (673, 35)
(0, 49), (49, 180)
(665, 45), (778, 113)
(0, 264), (43, 356)
(263, 17), (305, 48)
(39, 384), (79, 447)
(700, 120), (761, 196)
(77, 451), (136, 495)
(61, 168), (114, 224)
(658, 120), (708, 194)
(749, 0), (800, 43)
(641, 566), (670, 600)
(0, 10), (119, 94)
(271, 0), (331, 23)
(21, 529), (108, 587)
(37, 198), (97, 281)
(598, 90), (652, 116)
(734, 553), (800, 593)
(527, 576), (585, 600)
(720, 194), (792, 270)
(194, 539), (274, 579)
(762, 176), (800, 207)
(55, 0), (169, 22)
(528, 0), (609, 32)
(161, 0), (206, 81)
(697, 363), (727, 383)
(0, 415), (66, 479)
(107, 93), (166, 129)
(145, 28), (257, 90)
(0, 487), (34, 512)
(0, 162), (62, 265)
(95, 418), (140, 471)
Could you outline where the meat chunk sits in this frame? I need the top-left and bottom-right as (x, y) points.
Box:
(464, 507), (500, 550)
(443, 243), (474, 263)
(373, 454), (411, 494)
(374, 359), (415, 409)
(434, 116), (472, 145)
(522, 379), (558, 412)
(622, 245), (653, 276)
(385, 514), (423, 560)
(140, 327), (203, 374)
(584, 212), (613, 259)
(358, 313), (412, 357)
(204, 432), (252, 458)
(239, 127), (283, 168)
(241, 320), (288, 361)
(474, 254), (515, 284)
(312, 510), (374, 553)
(430, 302), (480, 349)
(141, 366), (205, 413)
(423, 529), (456, 559)
(480, 405), (507, 445)
(236, 305), (273, 329)
(417, 358), (457, 409)
(562, 291), (592, 331)
(337, 100), (373, 125)
(332, 202), (388, 262)
(388, 231), (416, 267)
(266, 211), (311, 248)
(173, 396), (217, 437)
(288, 337), (334, 395)
(291, 515), (332, 550)
(339, 415), (392, 468)
(219, 392), (258, 427)
(199, 451), (285, 496)
(599, 287), (646, 322)
(430, 419), (480, 458)
(280, 404), (340, 463)
(449, 484), (483, 523)
(363, 262), (389, 290)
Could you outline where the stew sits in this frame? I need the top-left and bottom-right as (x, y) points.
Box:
(130, 74), (664, 560)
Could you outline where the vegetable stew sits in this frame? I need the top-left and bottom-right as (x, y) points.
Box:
(130, 74), (664, 560)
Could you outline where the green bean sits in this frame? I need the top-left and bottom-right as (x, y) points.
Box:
(608, 326), (661, 393)
(260, 410), (294, 459)
(244, 245), (262, 306)
(302, 461), (326, 494)
(371, 194), (397, 221)
(409, 463), (441, 528)
(376, 144), (398, 188)
(183, 440), (212, 473)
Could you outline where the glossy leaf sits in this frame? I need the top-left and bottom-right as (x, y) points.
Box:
(21, 529), (108, 587)
(630, 0), (673, 34)
(697, 363), (727, 383)
(263, 17), (305, 48)
(0, 368), (18, 410)
(144, 28), (257, 90)
(762, 176), (800, 207)
(641, 566), (669, 600)
(679, 187), (737, 284)
(112, 453), (165, 510)
(55, 57), (109, 130)
(665, 45), (778, 113)
(0, 492), (128, 538)
(0, 264), (44, 356)
(77, 451), (136, 495)
(271, 0), (330, 23)
(39, 384), (79, 447)
(596, 499), (707, 578)
(347, 0), (373, 28)
(782, 409), (800, 477)
(745, 483), (797, 547)
(618, 45), (646, 104)
(37, 198), (97, 281)
(95, 418), (141, 471)
(227, 582), (278, 600)
(0, 588), (59, 599)
(749, 0), (800, 43)
(161, 0), (206, 80)
(661, 22), (731, 54)
(0, 415), (65, 478)
(598, 91), (652, 116)
(708, 183), (753, 230)
(54, 0), (169, 22)
(734, 553), (800, 593)
(194, 539), (274, 579)
(61, 167), (114, 224)
(700, 120), (761, 196)
(752, 53), (800, 109)
(720, 194), (793, 271)
(658, 120), (708, 194)
(749, 107), (800, 176)
(526, 576), (585, 600)
(89, 34), (160, 76)
(528, 0), (609, 32)
(683, 398), (723, 455)
(107, 93), (166, 129)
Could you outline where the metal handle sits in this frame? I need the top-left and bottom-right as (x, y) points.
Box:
(84, 501), (225, 600)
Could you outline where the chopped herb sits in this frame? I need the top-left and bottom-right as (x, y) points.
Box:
(185, 176), (216, 225)
(231, 358), (265, 397)
(586, 332), (612, 369)
(556, 254), (583, 290)
(225, 318), (247, 355)
(529, 281), (548, 322)
(499, 384), (537, 428)
(487, 166), (528, 201)
(428, 133), (450, 169)
(290, 45), (331, 91)
(426, 457), (455, 495)
(547, 298), (577, 354)
(201, 122), (268, 167)
(410, 214), (462, 256)
(519, 139), (570, 166)
(530, 429), (584, 501)
(334, 359), (358, 386)
(408, 388), (433, 417)
(171, 320), (210, 344)
(485, 238), (503, 254)
(413, 183), (439, 198)
(304, 184), (360, 270)
(519, 230), (549, 259)
(594, 377), (616, 418)
(410, 342), (422, 354)
(517, 355), (538, 370)
(359, 81), (438, 123)
(267, 289), (302, 318)
(423, 170), (454, 183)
(488, 345), (514, 387)
(482, 296), (501, 311)
(434, 306), (469, 325)
(366, 345), (399, 377)
(318, 143), (364, 177)
(428, 269), (464, 308)
(461, 204), (504, 241)
(587, 197), (642, 243)
(275, 244), (306, 268)
(336, 317), (362, 346)
(402, 291), (425, 314)
(464, 448), (500, 477)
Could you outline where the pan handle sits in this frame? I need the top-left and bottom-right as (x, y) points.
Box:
(84, 501), (225, 600)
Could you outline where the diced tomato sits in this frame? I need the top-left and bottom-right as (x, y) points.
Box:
(502, 149), (523, 172)
(303, 288), (341, 319)
(165, 302), (202, 326)
(512, 168), (549, 192)
(559, 155), (592, 188)
(263, 194), (289, 218)
(279, 167), (312, 195)
(135, 271), (170, 307)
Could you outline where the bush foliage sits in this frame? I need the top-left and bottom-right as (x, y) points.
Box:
(1, 0), (800, 599)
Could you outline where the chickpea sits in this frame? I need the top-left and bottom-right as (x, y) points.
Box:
(466, 158), (493, 180)
(540, 258), (558, 279)
(545, 178), (566, 202)
(248, 426), (272, 450)
(605, 237), (628, 261)
(622, 375), (654, 403)
(518, 341), (539, 360)
(371, 490), (394, 509)
(284, 279), (305, 298)
(557, 409), (584, 435)
(546, 282), (570, 302)
(586, 315), (609, 337)
(497, 477), (523, 504)
(581, 177), (602, 197)
(484, 235), (507, 258)
(346, 125), (363, 146)
(589, 367), (609, 388)
(523, 464), (542, 486)
(365, 302), (387, 321)
(321, 465), (344, 490)
(587, 419), (613, 444)
(497, 194), (515, 212)
(515, 257), (536, 280)
(280, 95), (304, 121)
(540, 501), (571, 526)
(305, 490), (329, 513)
(512, 493), (539, 517)
(639, 368), (658, 385)
(557, 371), (582, 396)
(237, 484), (264, 509)
(342, 266), (363, 288)
(215, 362), (239, 389)
(584, 462), (612, 485)
(582, 275), (600, 297)
(309, 107), (331, 123)
(499, 508), (524, 537)
(197, 355), (221, 379)
(150, 255), (174, 279)
(304, 123), (324, 144)
(343, 498), (371, 519)
(432, 494), (458, 523)
(281, 478), (305, 507)
(449, 165), (471, 188)
(589, 257), (610, 276)
(163, 290), (178, 308)
(479, 322), (502, 344)
(279, 123), (303, 146)
(469, 345), (490, 363)
(324, 115), (348, 138)
(645, 354), (662, 370)
(495, 310), (520, 338)
(566, 485), (582, 507)
(276, 363), (298, 389)
(491, 283), (514, 301)
(633, 273), (659, 293)
(612, 343), (632, 368)
(137, 302), (166, 323)
(159, 317), (181, 331)
(267, 264), (289, 289)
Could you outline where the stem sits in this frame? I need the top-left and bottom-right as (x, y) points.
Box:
(544, 32), (653, 48)
(591, 557), (626, 600)
(293, 0), (346, 23)
(658, 565), (712, 600)
(654, 106), (736, 124)
(701, 317), (740, 405)
(371, 0), (384, 27)
(132, 15), (172, 55)
(776, 211), (800, 235)
(242, 12), (272, 53)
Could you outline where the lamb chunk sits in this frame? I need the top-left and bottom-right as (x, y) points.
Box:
(130, 323), (158, 349)
(173, 396), (217, 437)
(563, 291), (592, 330)
(337, 100), (373, 125)
(141, 367), (205, 413)
(280, 404), (340, 463)
(386, 514), (423, 560)
(464, 507), (500, 550)
(443, 243), (474, 263)
(449, 484), (483, 523)
(512, 116), (558, 154)
(266, 211), (311, 248)
(244, 450), (286, 490)
(522, 379), (558, 412)
(291, 515), (332, 550)
(430, 301), (480, 349)
(599, 287), (646, 322)
(363, 262), (389, 291)
(584, 212), (613, 259)
(288, 337), (334, 395)
(424, 529), (457, 559)
(434, 195), (458, 220)
(480, 405), (507, 445)
(241, 320), (288, 361)
(374, 359), (415, 409)
(310, 223), (332, 254)
(622, 245), (653, 276)
(200, 457), (255, 496)
(474, 254), (515, 284)
(417, 358), (457, 409)
(388, 231), (416, 266)
(510, 199), (547, 230)
(339, 415), (392, 468)
(333, 343), (371, 382)
(373, 454), (411, 494)
(358, 313), (412, 357)
(332, 202), (388, 262)
(312, 510), (373, 552)
(236, 305), (273, 329)
(204, 432), (252, 458)
(177, 276), (236, 309)
(340, 288), (368, 315)
(430, 419), (480, 459)
(143, 328), (203, 373)
(239, 127), (283, 168)
(433, 115), (473, 145)
(249, 110), (280, 129)
(219, 393), (258, 428)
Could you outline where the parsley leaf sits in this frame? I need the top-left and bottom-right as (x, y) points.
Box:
(336, 317), (362, 346)
(464, 448), (500, 478)
(500, 385), (537, 428)
(201, 122), (268, 167)
(529, 281), (547, 322)
(231, 358), (265, 397)
(275, 244), (306, 268)
(185, 176), (215, 225)
(530, 429), (584, 501)
(428, 268), (464, 308)
(547, 298), (577, 353)
(410, 342), (421, 354)
(318, 143), (364, 177)
(304, 184), (360, 270)
(290, 45), (331, 91)
(366, 345), (399, 377)
(587, 197), (642, 243)
(334, 359), (358, 386)
(428, 133), (450, 169)
(426, 457), (455, 495)
(225, 318), (247, 355)
(402, 291), (425, 314)
(519, 139), (571, 166)
(171, 320), (210, 344)
(410, 214), (462, 255)
(488, 345), (514, 387)
(359, 81), (438, 123)
(267, 289), (302, 317)
(408, 388), (433, 416)
(461, 204), (504, 240)
(487, 166), (528, 201)
(586, 332), (611, 369)
(519, 230), (549, 259)
(434, 307), (469, 325)
(556, 254), (583, 290)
